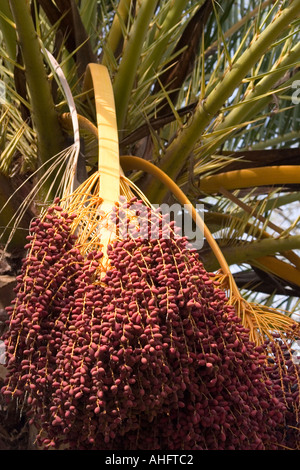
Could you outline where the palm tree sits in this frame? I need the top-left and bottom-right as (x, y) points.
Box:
(0, 0), (300, 449)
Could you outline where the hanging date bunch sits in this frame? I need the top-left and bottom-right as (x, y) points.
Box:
(1, 65), (300, 450)
(2, 197), (300, 450)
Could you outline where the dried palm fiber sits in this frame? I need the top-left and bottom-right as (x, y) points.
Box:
(1, 64), (300, 450)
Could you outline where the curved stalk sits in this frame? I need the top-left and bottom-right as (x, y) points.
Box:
(253, 256), (300, 288)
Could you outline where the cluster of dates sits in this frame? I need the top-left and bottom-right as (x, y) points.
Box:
(1, 199), (299, 449)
